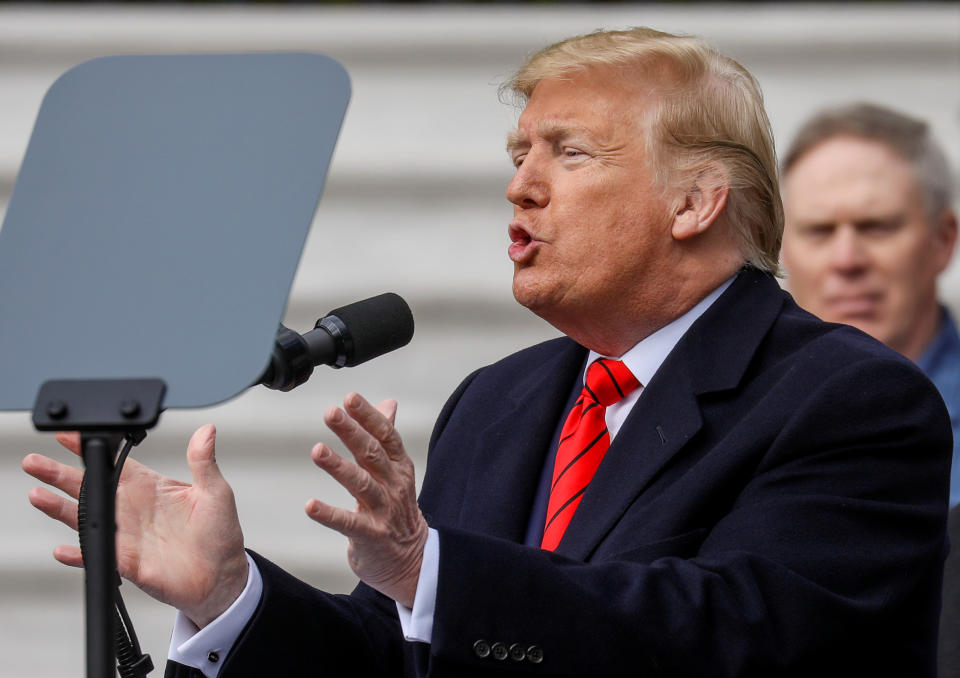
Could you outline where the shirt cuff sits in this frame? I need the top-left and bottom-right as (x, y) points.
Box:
(167, 552), (263, 678)
(396, 527), (439, 644)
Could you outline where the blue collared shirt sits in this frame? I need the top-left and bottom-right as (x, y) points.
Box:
(915, 307), (960, 508)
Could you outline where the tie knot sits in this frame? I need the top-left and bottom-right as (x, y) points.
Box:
(584, 358), (640, 407)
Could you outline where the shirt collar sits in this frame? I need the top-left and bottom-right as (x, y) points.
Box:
(585, 274), (736, 387)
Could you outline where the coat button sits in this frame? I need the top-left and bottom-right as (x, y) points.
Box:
(491, 642), (508, 660)
(509, 643), (526, 661)
(473, 639), (491, 659)
(527, 645), (544, 664)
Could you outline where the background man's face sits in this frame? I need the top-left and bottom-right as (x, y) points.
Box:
(505, 68), (678, 335)
(781, 136), (954, 357)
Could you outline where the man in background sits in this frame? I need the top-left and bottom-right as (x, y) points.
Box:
(780, 102), (959, 503)
(780, 102), (959, 675)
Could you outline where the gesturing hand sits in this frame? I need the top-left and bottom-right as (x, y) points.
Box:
(22, 425), (249, 628)
(306, 393), (428, 609)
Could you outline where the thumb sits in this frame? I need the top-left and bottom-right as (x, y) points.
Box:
(186, 424), (223, 490)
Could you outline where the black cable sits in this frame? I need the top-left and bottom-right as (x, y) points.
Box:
(113, 436), (134, 493)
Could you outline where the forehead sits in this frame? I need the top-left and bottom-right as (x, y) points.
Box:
(509, 69), (654, 145)
(784, 136), (924, 219)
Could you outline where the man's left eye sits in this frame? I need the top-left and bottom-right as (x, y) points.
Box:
(563, 148), (585, 158)
(861, 218), (902, 235)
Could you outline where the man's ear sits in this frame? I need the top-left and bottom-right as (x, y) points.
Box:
(671, 166), (730, 241)
(933, 208), (958, 274)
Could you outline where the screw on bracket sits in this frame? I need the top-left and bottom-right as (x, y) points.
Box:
(119, 400), (141, 419)
(46, 400), (68, 420)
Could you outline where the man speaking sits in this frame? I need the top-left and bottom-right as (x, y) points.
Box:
(23, 27), (951, 677)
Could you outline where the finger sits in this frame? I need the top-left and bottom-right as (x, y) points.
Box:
(305, 498), (370, 539)
(185, 424), (224, 491)
(22, 453), (84, 499)
(376, 399), (398, 426)
(350, 395), (405, 461)
(28, 486), (80, 531)
(53, 544), (83, 568)
(311, 443), (384, 509)
(345, 394), (400, 446)
(343, 393), (406, 462)
(324, 405), (393, 477)
(55, 431), (82, 457)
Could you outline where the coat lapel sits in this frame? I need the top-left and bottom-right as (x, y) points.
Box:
(456, 339), (587, 542)
(556, 269), (787, 560)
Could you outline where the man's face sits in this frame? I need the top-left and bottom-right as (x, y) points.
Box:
(781, 136), (955, 357)
(505, 69), (679, 338)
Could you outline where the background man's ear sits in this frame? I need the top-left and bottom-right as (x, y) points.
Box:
(671, 166), (730, 241)
(933, 209), (959, 274)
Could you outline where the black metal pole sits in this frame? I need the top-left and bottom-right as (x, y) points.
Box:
(81, 434), (117, 678)
(33, 378), (165, 678)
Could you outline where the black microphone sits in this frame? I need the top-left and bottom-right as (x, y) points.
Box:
(258, 292), (414, 392)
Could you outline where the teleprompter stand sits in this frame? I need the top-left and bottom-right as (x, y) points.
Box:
(33, 379), (166, 678)
(0, 52), (351, 677)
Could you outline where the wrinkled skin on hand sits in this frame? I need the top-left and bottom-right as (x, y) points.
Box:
(23, 391), (429, 625)
(23, 425), (249, 628)
(306, 393), (429, 609)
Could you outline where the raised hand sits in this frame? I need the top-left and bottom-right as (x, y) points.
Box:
(306, 393), (428, 609)
(22, 425), (249, 628)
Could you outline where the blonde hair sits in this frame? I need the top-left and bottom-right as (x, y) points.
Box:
(503, 27), (783, 274)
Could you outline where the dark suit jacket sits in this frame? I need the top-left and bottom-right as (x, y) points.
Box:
(167, 269), (952, 678)
(939, 504), (960, 675)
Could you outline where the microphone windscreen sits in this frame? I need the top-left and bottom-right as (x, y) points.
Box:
(328, 293), (414, 367)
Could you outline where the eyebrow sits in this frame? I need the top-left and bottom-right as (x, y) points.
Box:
(505, 121), (589, 155)
(505, 129), (528, 154)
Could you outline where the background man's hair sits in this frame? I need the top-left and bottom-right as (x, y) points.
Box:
(503, 27), (783, 274)
(783, 102), (954, 217)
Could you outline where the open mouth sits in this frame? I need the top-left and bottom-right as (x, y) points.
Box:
(509, 223), (532, 244)
(508, 223), (539, 263)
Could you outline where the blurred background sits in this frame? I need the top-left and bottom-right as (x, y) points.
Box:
(0, 3), (957, 676)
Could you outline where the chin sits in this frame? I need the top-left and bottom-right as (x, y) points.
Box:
(512, 272), (542, 309)
(512, 286), (542, 313)
(512, 282), (558, 319)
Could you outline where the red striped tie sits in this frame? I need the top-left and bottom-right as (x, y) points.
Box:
(541, 358), (640, 551)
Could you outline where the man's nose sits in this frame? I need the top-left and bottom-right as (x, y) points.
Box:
(506, 155), (549, 209)
(830, 225), (869, 273)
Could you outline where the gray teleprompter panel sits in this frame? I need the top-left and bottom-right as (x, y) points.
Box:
(0, 53), (350, 410)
